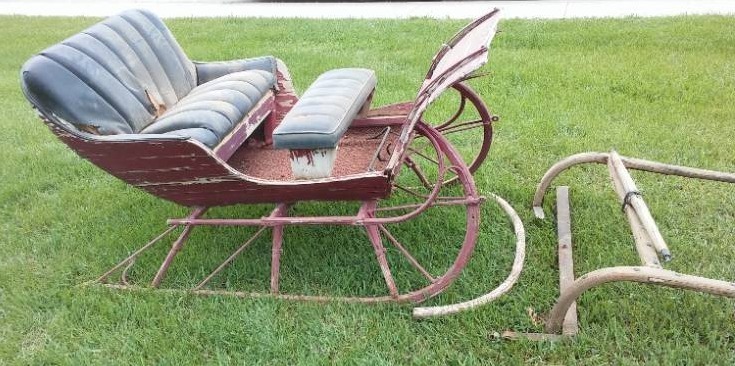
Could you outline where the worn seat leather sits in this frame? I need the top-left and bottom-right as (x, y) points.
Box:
(20, 9), (276, 148)
(272, 68), (376, 150)
(141, 70), (275, 147)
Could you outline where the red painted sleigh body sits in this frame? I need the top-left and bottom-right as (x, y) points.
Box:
(32, 9), (504, 303)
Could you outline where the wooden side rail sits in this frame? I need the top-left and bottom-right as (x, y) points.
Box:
(213, 92), (274, 161)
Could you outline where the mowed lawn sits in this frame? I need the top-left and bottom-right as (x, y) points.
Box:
(1, 13), (734, 364)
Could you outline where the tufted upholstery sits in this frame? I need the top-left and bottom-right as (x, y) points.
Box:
(20, 9), (276, 147)
(273, 68), (376, 150)
(141, 70), (275, 147)
(195, 56), (277, 85)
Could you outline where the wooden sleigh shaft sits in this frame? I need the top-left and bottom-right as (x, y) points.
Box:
(505, 151), (735, 340)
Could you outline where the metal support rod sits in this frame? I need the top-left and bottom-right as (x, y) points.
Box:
(366, 223), (399, 298)
(269, 204), (290, 294)
(502, 187), (576, 340)
(101, 283), (396, 304)
(270, 225), (285, 294)
(378, 224), (435, 282)
(375, 197), (481, 213)
(193, 226), (268, 290)
(151, 207), (207, 288)
(404, 156), (435, 190)
(151, 226), (195, 288)
(407, 147), (440, 165)
(367, 126), (391, 171)
(364, 202), (399, 298)
(437, 118), (484, 133)
(438, 121), (486, 135)
(95, 225), (179, 283)
(120, 258), (135, 286)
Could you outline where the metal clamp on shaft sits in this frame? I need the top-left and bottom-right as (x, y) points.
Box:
(621, 190), (642, 212)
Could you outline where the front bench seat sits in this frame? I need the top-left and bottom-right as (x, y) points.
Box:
(20, 9), (276, 148)
(273, 68), (376, 150)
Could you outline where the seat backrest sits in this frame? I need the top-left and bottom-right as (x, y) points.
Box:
(20, 9), (197, 135)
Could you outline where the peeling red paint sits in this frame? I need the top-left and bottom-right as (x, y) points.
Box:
(289, 149), (315, 166)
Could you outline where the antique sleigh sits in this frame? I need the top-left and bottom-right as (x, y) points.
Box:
(21, 9), (522, 305)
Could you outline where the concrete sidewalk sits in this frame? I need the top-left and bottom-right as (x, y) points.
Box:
(1, 0), (734, 19)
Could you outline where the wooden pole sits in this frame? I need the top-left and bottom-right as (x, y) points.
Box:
(555, 186), (579, 335)
(607, 158), (662, 268)
(608, 151), (672, 261)
(532, 152), (735, 219)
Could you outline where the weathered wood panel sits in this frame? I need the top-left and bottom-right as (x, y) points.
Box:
(49, 120), (391, 206)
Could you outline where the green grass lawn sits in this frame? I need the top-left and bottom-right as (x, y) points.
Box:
(1, 14), (734, 364)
